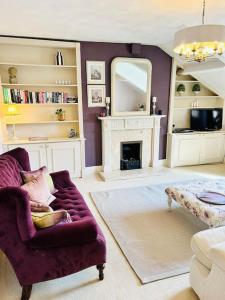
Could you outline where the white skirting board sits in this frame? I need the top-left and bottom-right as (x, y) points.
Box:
(83, 165), (103, 177)
(158, 159), (168, 167)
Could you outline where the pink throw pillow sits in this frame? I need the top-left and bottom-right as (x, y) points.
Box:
(21, 166), (58, 194)
(21, 174), (56, 209)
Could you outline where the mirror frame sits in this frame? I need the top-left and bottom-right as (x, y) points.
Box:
(111, 57), (152, 116)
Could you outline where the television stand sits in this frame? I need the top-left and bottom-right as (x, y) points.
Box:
(167, 131), (225, 168)
(173, 128), (194, 133)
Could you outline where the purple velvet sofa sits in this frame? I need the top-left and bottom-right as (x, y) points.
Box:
(0, 148), (106, 300)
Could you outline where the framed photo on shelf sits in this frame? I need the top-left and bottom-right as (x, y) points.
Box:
(86, 61), (105, 84)
(87, 85), (106, 107)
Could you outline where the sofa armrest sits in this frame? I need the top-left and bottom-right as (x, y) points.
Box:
(0, 187), (36, 241)
(211, 242), (225, 272)
(27, 217), (98, 249)
(50, 170), (75, 189)
(191, 227), (225, 269)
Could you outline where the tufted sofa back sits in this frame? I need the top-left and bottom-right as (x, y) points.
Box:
(0, 148), (31, 188)
(0, 155), (23, 188)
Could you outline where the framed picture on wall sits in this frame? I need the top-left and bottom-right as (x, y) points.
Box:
(86, 61), (105, 84)
(87, 85), (106, 107)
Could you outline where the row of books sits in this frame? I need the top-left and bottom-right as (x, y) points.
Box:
(2, 88), (78, 104)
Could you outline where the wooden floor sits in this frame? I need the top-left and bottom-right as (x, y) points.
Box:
(1, 163), (225, 300)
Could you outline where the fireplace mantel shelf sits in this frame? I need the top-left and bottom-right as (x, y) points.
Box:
(98, 115), (166, 120)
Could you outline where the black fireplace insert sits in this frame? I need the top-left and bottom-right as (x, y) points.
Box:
(120, 141), (142, 170)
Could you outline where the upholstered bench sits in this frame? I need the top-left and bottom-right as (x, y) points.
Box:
(165, 179), (225, 228)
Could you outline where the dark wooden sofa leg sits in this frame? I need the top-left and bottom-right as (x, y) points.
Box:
(96, 264), (105, 280)
(21, 285), (32, 300)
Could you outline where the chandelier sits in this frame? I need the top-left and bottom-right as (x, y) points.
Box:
(173, 0), (225, 62)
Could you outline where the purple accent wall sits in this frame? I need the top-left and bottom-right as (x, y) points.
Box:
(80, 42), (172, 167)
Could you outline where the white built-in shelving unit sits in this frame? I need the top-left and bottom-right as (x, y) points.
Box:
(0, 37), (85, 177)
(167, 60), (225, 168)
(169, 71), (224, 130)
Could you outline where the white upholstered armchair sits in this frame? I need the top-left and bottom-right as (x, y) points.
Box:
(190, 227), (225, 300)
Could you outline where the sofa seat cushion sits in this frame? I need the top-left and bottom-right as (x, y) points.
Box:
(27, 186), (103, 249)
(50, 187), (93, 222)
(191, 227), (225, 269)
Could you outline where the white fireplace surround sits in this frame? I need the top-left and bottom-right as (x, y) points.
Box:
(98, 115), (166, 179)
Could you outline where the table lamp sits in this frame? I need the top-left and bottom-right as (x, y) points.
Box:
(6, 105), (20, 140)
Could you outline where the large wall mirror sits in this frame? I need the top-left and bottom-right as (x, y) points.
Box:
(111, 57), (152, 116)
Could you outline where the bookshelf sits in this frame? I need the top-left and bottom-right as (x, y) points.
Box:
(0, 63), (77, 68)
(2, 83), (78, 87)
(5, 121), (79, 125)
(0, 37), (85, 177)
(2, 103), (78, 106)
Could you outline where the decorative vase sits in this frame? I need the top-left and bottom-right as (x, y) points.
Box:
(56, 51), (64, 65)
(57, 113), (65, 121)
(138, 104), (145, 111)
(194, 91), (199, 95)
(178, 91), (184, 96)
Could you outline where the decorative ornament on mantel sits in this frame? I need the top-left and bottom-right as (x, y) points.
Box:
(173, 0), (225, 62)
(105, 97), (111, 116)
(152, 97), (157, 115)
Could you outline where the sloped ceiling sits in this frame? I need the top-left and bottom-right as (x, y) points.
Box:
(189, 67), (225, 98)
(0, 0), (225, 46)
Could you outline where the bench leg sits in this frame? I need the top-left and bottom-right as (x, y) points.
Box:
(168, 195), (173, 211)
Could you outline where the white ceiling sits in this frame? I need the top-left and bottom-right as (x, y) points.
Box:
(2, 0), (225, 98)
(0, 0), (225, 104)
(1, 0), (225, 47)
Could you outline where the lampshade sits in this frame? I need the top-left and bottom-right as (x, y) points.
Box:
(6, 105), (20, 116)
(173, 24), (225, 62)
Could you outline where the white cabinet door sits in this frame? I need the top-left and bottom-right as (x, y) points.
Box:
(46, 142), (81, 178)
(169, 133), (225, 168)
(7, 143), (47, 170)
(170, 134), (201, 167)
(176, 137), (201, 166)
(200, 135), (224, 164)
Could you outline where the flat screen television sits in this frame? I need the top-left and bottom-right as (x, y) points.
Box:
(191, 108), (223, 131)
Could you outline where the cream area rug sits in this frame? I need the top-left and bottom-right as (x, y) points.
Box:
(91, 182), (207, 284)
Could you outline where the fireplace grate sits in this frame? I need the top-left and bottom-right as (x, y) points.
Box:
(120, 158), (141, 170)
